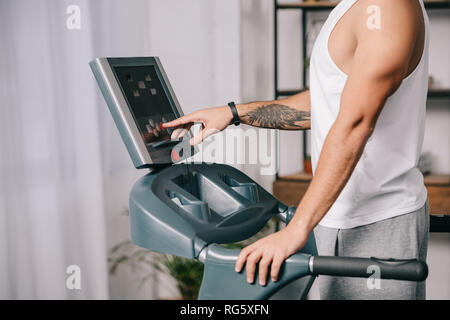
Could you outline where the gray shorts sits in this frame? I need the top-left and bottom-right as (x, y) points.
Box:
(314, 200), (430, 300)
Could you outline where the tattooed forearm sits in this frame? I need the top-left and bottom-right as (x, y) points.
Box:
(241, 104), (311, 130)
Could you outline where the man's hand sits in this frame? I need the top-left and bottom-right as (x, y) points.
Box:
(162, 105), (234, 145)
(234, 225), (309, 286)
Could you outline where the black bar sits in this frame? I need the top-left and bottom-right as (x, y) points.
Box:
(274, 0), (278, 101)
(278, 88), (450, 99)
(301, 10), (308, 161)
(425, 1), (450, 9)
(276, 1), (450, 10)
(274, 0), (279, 180)
(277, 89), (304, 97)
(430, 215), (450, 232)
(301, 10), (307, 91)
(312, 256), (428, 281)
(428, 89), (450, 99)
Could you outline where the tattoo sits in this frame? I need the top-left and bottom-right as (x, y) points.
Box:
(242, 104), (311, 129)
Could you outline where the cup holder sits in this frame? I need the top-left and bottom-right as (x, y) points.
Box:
(146, 163), (281, 246)
(220, 174), (260, 203)
(168, 191), (211, 222)
(171, 171), (242, 218)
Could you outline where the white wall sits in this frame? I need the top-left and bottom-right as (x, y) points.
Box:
(146, 0), (241, 113)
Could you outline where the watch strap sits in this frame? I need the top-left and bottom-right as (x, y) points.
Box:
(228, 101), (240, 126)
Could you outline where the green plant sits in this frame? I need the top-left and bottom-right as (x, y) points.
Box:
(304, 56), (311, 71)
(152, 254), (204, 300)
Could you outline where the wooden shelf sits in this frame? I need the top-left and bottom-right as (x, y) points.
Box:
(278, 171), (313, 182)
(277, 1), (337, 10)
(425, 173), (450, 186)
(277, 0), (450, 10)
(274, 172), (450, 216)
(277, 88), (450, 99)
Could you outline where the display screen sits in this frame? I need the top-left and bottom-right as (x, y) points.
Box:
(113, 65), (178, 151)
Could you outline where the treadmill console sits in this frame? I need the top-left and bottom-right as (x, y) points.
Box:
(90, 57), (196, 168)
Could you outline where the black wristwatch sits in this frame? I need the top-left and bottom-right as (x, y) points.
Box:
(228, 101), (240, 126)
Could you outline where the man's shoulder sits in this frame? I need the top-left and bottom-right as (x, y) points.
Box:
(352, 0), (422, 49)
(347, 0), (425, 84)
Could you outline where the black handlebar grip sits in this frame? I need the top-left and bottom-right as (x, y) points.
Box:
(311, 256), (428, 282)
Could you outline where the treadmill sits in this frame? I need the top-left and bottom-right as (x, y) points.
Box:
(89, 56), (428, 300)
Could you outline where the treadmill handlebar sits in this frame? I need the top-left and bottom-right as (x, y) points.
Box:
(310, 256), (428, 282)
(199, 205), (428, 282)
(277, 206), (428, 282)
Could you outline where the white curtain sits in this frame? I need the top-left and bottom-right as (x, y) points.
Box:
(0, 0), (247, 299)
(0, 0), (152, 299)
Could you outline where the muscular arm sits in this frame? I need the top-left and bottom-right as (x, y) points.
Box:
(236, 90), (311, 130)
(162, 90), (311, 145)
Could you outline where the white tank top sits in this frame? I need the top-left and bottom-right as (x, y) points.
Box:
(310, 0), (429, 229)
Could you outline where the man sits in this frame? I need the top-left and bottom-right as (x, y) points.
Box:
(163, 0), (429, 299)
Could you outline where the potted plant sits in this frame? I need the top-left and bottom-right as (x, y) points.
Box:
(303, 154), (312, 174)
